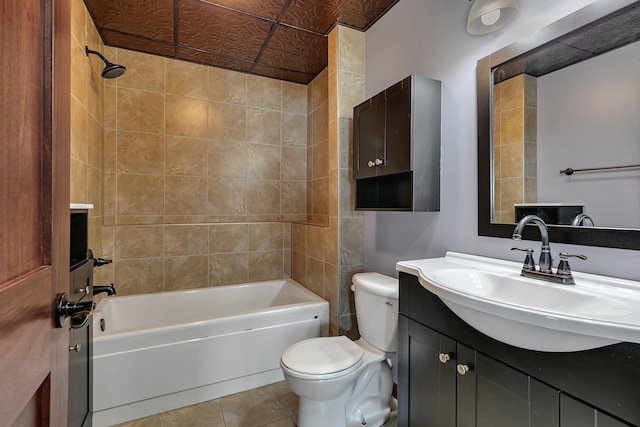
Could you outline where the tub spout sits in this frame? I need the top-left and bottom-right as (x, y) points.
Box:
(93, 284), (116, 296)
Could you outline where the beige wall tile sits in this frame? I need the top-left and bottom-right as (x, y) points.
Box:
(305, 256), (324, 296)
(114, 225), (164, 259)
(166, 59), (209, 99)
(282, 81), (307, 114)
(323, 219), (338, 265)
(165, 255), (209, 290)
(323, 262), (338, 313)
(166, 95), (208, 137)
(209, 67), (247, 105)
(291, 223), (307, 254)
(71, 40), (88, 106)
(245, 179), (281, 216)
(500, 143), (524, 179)
(312, 103), (329, 144)
(71, 0), (87, 44)
(116, 174), (164, 216)
(247, 75), (281, 110)
(87, 166), (102, 215)
(70, 158), (88, 203)
(291, 250), (306, 284)
(117, 88), (164, 134)
(166, 136), (208, 176)
(337, 71), (365, 120)
(114, 258), (165, 295)
(88, 116), (103, 169)
(117, 131), (165, 174)
(281, 147), (306, 181)
(116, 49), (165, 93)
(208, 102), (247, 141)
(306, 225), (325, 260)
(247, 108), (281, 145)
(282, 113), (307, 147)
(165, 176), (208, 215)
(500, 74), (524, 111)
(209, 223), (249, 253)
(338, 26), (365, 75)
(165, 225), (209, 256)
(312, 141), (329, 179)
(103, 172), (116, 218)
(312, 178), (328, 216)
(339, 217), (364, 266)
(248, 223), (284, 251)
(500, 107), (524, 145)
(103, 84), (117, 130)
(248, 250), (284, 282)
(312, 69), (328, 111)
(209, 253), (249, 285)
(70, 97), (88, 162)
(208, 140), (247, 178)
(208, 177), (246, 217)
(281, 181), (307, 217)
(247, 144), (281, 179)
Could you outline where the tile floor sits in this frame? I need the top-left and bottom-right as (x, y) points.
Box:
(115, 381), (398, 427)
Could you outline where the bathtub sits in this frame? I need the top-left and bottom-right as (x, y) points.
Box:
(92, 278), (328, 427)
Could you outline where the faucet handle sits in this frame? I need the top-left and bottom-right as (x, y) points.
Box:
(511, 247), (535, 271)
(556, 252), (587, 275)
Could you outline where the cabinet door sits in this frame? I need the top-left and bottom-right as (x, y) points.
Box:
(457, 344), (560, 427)
(353, 95), (384, 179)
(560, 394), (631, 427)
(398, 317), (456, 427)
(382, 78), (412, 176)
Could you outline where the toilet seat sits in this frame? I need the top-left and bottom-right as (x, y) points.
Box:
(281, 336), (365, 380)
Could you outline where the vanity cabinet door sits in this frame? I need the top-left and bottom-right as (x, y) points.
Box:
(458, 344), (559, 427)
(353, 94), (384, 179)
(560, 394), (631, 427)
(398, 316), (456, 427)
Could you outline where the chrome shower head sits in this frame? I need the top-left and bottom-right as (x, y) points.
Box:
(85, 46), (126, 79)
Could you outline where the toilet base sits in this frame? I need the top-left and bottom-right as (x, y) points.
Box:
(295, 360), (393, 427)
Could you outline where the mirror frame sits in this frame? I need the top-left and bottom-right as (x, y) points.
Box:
(477, 0), (640, 250)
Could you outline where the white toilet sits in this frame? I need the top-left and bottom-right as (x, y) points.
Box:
(280, 272), (398, 427)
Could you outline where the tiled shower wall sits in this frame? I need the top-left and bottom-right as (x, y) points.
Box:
(493, 74), (538, 223)
(70, 0), (104, 265)
(96, 49), (308, 294)
(292, 26), (365, 336)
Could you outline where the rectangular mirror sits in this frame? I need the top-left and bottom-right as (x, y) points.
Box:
(477, 0), (640, 249)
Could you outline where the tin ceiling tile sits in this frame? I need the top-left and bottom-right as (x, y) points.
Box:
(85, 0), (174, 42)
(259, 25), (327, 75)
(102, 30), (176, 57)
(177, 0), (271, 62)
(198, 0), (289, 20)
(176, 47), (254, 72)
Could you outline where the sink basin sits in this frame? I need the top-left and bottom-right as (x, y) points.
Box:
(396, 252), (640, 352)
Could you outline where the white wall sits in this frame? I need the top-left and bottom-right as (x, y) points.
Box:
(364, 0), (640, 282)
(537, 41), (640, 229)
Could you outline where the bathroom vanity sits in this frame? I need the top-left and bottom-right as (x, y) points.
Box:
(397, 270), (640, 426)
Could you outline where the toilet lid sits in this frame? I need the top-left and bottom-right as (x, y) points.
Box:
(281, 336), (364, 376)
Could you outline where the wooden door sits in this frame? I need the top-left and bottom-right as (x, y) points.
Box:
(0, 0), (70, 425)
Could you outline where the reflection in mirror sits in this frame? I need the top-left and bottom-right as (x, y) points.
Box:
(492, 40), (640, 229)
(477, 0), (640, 249)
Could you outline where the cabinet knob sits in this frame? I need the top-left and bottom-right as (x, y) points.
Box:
(438, 353), (451, 364)
(69, 344), (82, 352)
(375, 158), (384, 166)
(367, 160), (375, 168)
(457, 364), (470, 375)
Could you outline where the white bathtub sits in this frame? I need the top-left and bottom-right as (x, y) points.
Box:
(92, 278), (328, 427)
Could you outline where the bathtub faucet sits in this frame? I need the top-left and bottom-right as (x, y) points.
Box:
(93, 284), (117, 296)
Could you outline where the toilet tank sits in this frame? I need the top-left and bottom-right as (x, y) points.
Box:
(352, 272), (399, 353)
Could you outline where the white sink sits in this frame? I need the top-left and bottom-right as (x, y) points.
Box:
(396, 252), (640, 352)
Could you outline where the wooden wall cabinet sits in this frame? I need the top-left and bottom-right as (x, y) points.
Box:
(353, 75), (441, 211)
(398, 272), (638, 427)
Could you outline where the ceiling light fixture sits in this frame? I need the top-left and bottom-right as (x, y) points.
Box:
(467, 0), (519, 35)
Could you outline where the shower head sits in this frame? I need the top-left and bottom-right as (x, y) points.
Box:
(85, 46), (126, 79)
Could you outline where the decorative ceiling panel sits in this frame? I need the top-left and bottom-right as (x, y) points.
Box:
(84, 0), (399, 84)
(258, 25), (328, 74)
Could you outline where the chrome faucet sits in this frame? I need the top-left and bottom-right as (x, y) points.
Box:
(511, 215), (587, 285)
(512, 215), (553, 273)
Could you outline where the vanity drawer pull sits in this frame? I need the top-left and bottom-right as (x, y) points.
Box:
(457, 364), (471, 375)
(438, 353), (451, 364)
